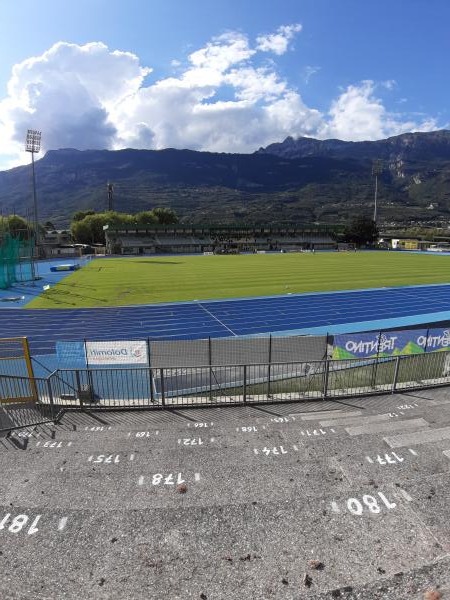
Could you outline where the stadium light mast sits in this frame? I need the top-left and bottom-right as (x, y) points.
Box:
(372, 159), (383, 224)
(25, 129), (42, 255)
(25, 130), (41, 282)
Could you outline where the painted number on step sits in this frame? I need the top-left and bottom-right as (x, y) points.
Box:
(0, 513), (42, 535)
(178, 438), (204, 446)
(366, 452), (406, 466)
(84, 426), (112, 432)
(88, 454), (121, 464)
(152, 473), (185, 485)
(332, 492), (397, 516)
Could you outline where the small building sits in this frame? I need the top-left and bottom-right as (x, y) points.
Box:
(41, 229), (76, 258)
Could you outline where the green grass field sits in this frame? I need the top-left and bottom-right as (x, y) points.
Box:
(27, 252), (450, 309)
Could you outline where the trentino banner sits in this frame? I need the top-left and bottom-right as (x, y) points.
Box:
(85, 341), (148, 365)
(422, 328), (450, 352)
(332, 328), (450, 360)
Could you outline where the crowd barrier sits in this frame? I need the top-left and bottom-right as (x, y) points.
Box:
(1, 350), (449, 430)
(1, 325), (449, 429)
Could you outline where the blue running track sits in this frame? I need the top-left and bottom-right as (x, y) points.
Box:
(0, 284), (450, 355)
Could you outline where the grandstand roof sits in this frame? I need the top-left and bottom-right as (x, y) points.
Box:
(106, 223), (339, 234)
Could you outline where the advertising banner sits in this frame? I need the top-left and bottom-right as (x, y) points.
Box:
(56, 341), (86, 367)
(332, 330), (429, 360)
(421, 328), (450, 352)
(85, 341), (148, 365)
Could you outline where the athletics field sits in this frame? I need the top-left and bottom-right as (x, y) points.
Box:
(27, 251), (450, 309)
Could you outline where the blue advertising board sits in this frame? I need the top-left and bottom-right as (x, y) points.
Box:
(331, 328), (450, 359)
(56, 341), (87, 367)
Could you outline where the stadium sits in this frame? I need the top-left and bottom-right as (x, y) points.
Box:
(1, 223), (450, 413)
(1, 224), (450, 598)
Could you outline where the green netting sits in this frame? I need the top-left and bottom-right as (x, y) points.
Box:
(0, 233), (34, 289)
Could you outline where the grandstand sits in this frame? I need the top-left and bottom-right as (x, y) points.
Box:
(105, 224), (337, 255)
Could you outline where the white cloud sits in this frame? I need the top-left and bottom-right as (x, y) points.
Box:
(0, 26), (443, 170)
(0, 41), (149, 158)
(188, 32), (254, 70)
(303, 65), (321, 84)
(382, 79), (397, 91)
(256, 24), (302, 55)
(321, 80), (438, 141)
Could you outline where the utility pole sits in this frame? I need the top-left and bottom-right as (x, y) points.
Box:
(372, 159), (383, 224)
(107, 182), (114, 211)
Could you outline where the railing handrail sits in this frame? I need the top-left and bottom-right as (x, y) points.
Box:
(52, 355), (401, 372)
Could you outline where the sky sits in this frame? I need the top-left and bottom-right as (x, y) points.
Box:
(0, 0), (449, 171)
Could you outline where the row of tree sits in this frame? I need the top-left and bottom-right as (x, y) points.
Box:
(341, 216), (379, 246)
(71, 208), (178, 244)
(1, 212), (379, 246)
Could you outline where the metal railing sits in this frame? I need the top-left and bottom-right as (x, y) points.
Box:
(0, 374), (56, 432)
(47, 350), (450, 409)
(1, 351), (449, 426)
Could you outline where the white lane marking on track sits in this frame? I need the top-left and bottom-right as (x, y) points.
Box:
(129, 454), (135, 461)
(58, 517), (68, 531)
(365, 456), (374, 463)
(197, 303), (238, 336)
(138, 476), (144, 486)
(408, 448), (418, 456)
(194, 473), (201, 481)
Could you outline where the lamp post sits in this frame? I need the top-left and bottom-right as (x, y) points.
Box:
(372, 159), (383, 224)
(25, 129), (42, 258)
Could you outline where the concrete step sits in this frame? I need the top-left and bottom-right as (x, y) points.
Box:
(0, 484), (445, 600)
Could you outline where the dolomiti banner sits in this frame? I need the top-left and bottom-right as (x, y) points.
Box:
(85, 341), (148, 365)
(332, 328), (450, 360)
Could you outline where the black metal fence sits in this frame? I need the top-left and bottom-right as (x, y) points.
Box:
(0, 374), (57, 432)
(1, 347), (449, 431)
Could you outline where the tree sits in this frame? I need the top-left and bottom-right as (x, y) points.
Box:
(152, 207), (178, 224)
(343, 216), (379, 246)
(71, 211), (135, 244)
(70, 208), (179, 244)
(72, 210), (96, 222)
(136, 211), (157, 225)
(6, 215), (31, 238)
(70, 219), (93, 245)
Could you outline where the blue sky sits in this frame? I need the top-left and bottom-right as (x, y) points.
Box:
(0, 0), (448, 171)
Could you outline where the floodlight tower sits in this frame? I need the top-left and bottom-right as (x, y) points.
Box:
(372, 159), (383, 224)
(107, 182), (114, 211)
(25, 129), (42, 255)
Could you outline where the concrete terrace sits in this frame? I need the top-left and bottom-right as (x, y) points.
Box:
(1, 387), (450, 599)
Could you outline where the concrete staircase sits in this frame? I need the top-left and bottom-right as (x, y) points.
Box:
(1, 388), (450, 599)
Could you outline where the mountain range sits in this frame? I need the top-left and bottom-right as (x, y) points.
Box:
(1, 130), (450, 227)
